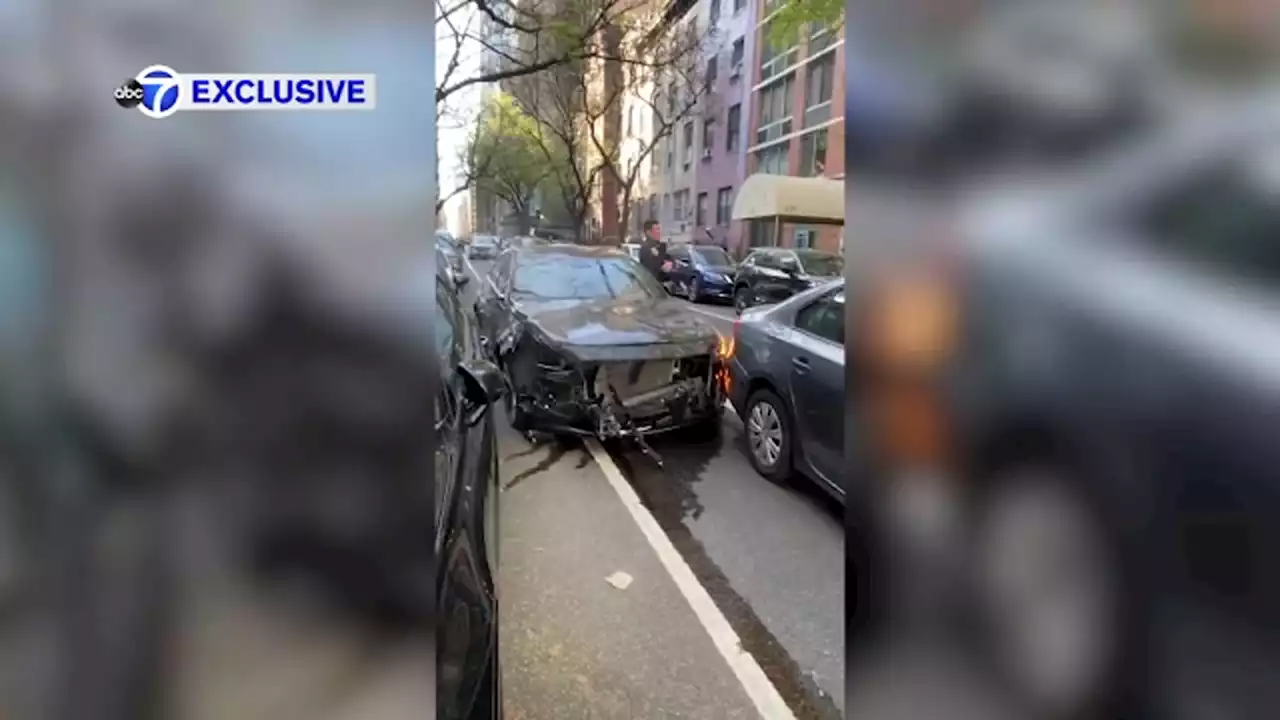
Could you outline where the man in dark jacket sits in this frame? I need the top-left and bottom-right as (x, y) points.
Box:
(638, 219), (668, 283)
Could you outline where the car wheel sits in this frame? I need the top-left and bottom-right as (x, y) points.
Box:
(971, 465), (1124, 719)
(688, 278), (702, 303)
(743, 389), (792, 483)
(733, 286), (751, 315)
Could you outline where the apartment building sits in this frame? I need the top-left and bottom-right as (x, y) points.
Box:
(643, 0), (705, 245)
(746, 0), (844, 252)
(692, 0), (757, 254)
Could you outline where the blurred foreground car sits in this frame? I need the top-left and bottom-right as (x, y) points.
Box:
(733, 248), (843, 314)
(664, 243), (737, 303)
(869, 102), (1280, 720)
(475, 244), (724, 448)
(435, 257), (505, 719)
(726, 280), (847, 504)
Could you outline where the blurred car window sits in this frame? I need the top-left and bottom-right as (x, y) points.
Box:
(1140, 151), (1280, 288)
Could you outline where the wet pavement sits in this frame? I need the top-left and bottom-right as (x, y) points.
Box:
(466, 257), (845, 719)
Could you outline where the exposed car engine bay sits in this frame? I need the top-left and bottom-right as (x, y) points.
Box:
(494, 320), (723, 463)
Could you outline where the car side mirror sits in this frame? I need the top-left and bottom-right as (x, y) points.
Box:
(457, 359), (506, 426)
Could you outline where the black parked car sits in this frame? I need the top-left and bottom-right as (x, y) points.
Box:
(726, 280), (848, 504)
(867, 99), (1280, 720)
(434, 258), (505, 720)
(663, 243), (737, 303)
(732, 248), (843, 314)
(474, 244), (724, 444)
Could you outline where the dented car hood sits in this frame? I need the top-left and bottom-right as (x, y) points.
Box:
(511, 295), (719, 362)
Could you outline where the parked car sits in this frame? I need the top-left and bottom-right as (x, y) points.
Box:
(867, 99), (1280, 720)
(437, 231), (466, 281)
(732, 248), (843, 314)
(474, 244), (724, 445)
(468, 235), (500, 260)
(726, 280), (847, 504)
(434, 255), (505, 720)
(664, 243), (737, 303)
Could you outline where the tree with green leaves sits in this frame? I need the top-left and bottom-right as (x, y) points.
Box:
(464, 92), (553, 235)
(765, 0), (844, 48)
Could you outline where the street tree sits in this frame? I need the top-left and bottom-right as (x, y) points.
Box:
(435, 0), (704, 103)
(581, 13), (714, 241)
(505, 48), (600, 242)
(766, 0), (844, 46)
(465, 93), (552, 235)
(506, 4), (714, 243)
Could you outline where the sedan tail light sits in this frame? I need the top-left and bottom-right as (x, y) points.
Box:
(861, 239), (961, 470)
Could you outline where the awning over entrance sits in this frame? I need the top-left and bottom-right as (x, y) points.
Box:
(730, 174), (844, 224)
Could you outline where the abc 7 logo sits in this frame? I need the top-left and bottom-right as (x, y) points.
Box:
(114, 79), (145, 109)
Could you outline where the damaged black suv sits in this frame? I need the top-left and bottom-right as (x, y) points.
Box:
(474, 244), (726, 447)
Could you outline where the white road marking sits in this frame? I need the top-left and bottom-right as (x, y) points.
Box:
(584, 438), (798, 720)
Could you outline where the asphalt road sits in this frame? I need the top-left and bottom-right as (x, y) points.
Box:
(463, 257), (845, 720)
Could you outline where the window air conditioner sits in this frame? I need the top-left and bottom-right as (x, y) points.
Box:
(702, 148), (712, 159)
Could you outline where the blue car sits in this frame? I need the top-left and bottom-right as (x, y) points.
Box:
(663, 243), (737, 304)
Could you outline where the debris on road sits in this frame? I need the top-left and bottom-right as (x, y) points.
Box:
(604, 571), (634, 591)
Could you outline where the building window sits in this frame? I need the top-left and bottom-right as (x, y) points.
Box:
(662, 193), (672, 221)
(794, 227), (813, 249)
(696, 192), (709, 226)
(799, 129), (828, 176)
(682, 121), (694, 169)
(756, 74), (794, 145)
(804, 54), (834, 127)
(759, 22), (799, 81)
(753, 140), (790, 175)
(716, 187), (733, 225)
(710, 0), (721, 24)
(706, 56), (718, 87)
(648, 195), (658, 222)
(673, 191), (684, 222)
(731, 38), (745, 70)
(702, 119), (716, 158)
(808, 23), (835, 56)
(726, 103), (741, 152)
(668, 83), (677, 115)
(733, 0), (745, 13)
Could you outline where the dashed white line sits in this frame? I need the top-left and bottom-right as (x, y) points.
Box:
(583, 438), (798, 720)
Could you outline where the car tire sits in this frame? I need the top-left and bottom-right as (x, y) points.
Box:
(742, 389), (793, 484)
(969, 463), (1132, 720)
(733, 286), (751, 315)
(688, 278), (702, 303)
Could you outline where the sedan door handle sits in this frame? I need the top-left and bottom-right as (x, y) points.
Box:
(792, 357), (811, 373)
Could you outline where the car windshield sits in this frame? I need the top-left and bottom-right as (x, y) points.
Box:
(797, 252), (843, 276)
(436, 233), (456, 249)
(474, 236), (497, 247)
(692, 246), (733, 267)
(512, 254), (664, 301)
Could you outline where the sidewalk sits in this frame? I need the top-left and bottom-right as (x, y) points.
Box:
(496, 428), (761, 720)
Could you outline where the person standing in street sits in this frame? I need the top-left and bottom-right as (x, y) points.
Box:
(638, 219), (668, 283)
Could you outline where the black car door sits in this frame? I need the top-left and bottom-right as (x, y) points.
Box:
(437, 271), (499, 719)
(1117, 150), (1280, 708)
